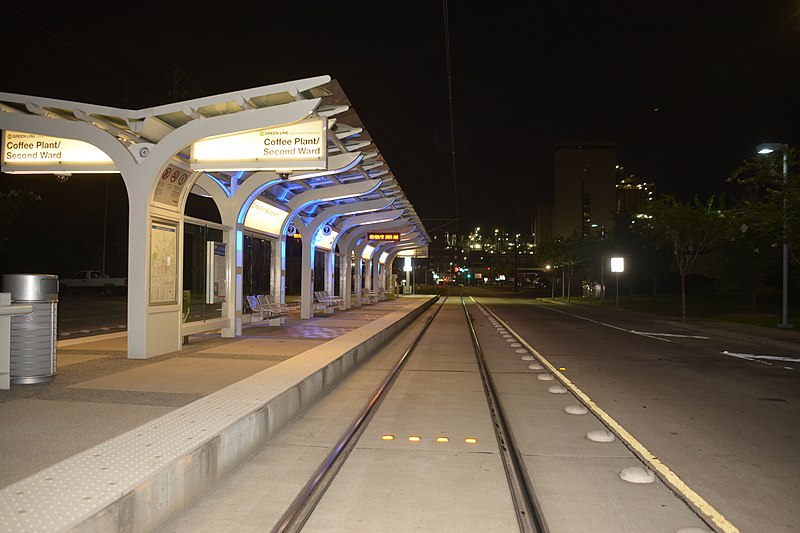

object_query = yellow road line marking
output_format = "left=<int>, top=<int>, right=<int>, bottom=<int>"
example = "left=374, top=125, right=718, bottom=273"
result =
left=477, top=299, right=740, bottom=533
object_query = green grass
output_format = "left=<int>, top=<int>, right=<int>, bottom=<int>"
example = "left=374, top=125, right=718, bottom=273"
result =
left=553, top=292, right=794, bottom=329
left=414, top=284, right=796, bottom=329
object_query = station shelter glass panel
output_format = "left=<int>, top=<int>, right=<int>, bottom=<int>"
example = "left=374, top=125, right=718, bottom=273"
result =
left=313, top=249, right=325, bottom=292
left=242, top=233, right=272, bottom=312
left=285, top=236, right=302, bottom=296
left=182, top=222, right=224, bottom=322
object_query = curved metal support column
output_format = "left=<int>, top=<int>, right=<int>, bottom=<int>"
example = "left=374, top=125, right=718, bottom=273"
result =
left=369, top=230, right=419, bottom=294
left=0, top=86, right=434, bottom=363
left=286, top=182, right=389, bottom=319
left=336, top=218, right=410, bottom=308
left=353, top=238, right=372, bottom=307
left=272, top=236, right=287, bottom=307
left=333, top=210, right=404, bottom=240
left=371, top=242, right=394, bottom=295
left=324, top=249, right=335, bottom=304
left=385, top=249, right=401, bottom=296
left=383, top=236, right=426, bottom=296
left=331, top=210, right=403, bottom=309
left=195, top=174, right=242, bottom=338
left=337, top=240, right=357, bottom=310
left=0, top=99, right=322, bottom=359
left=296, top=197, right=393, bottom=317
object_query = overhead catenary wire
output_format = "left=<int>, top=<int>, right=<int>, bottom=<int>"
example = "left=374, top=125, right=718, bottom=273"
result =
left=442, top=0, right=460, bottom=236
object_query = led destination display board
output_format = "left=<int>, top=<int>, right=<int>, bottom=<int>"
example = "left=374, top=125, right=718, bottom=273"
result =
left=368, top=233, right=400, bottom=241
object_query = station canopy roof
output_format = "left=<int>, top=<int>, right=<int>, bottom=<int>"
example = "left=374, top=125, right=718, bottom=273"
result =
left=0, top=75, right=429, bottom=245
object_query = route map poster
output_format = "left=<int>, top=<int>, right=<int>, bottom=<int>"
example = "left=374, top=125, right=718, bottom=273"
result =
left=150, top=222, right=178, bottom=304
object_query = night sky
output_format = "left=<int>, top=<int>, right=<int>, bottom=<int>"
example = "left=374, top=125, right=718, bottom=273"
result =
left=2, top=0, right=799, bottom=241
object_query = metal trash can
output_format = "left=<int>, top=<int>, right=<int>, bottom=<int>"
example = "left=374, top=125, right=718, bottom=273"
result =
left=1, top=274, right=59, bottom=384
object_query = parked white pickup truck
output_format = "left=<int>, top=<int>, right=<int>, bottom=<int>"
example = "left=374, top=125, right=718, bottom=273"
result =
left=60, top=270, right=127, bottom=295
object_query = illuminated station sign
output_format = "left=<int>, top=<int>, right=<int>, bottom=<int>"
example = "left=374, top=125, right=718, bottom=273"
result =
left=190, top=117, right=327, bottom=172
left=3, top=117, right=328, bottom=176
left=2, top=130, right=116, bottom=173
left=368, top=232, right=400, bottom=241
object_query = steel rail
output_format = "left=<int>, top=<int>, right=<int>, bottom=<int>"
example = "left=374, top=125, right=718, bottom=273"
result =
left=460, top=293, right=548, bottom=533
left=272, top=294, right=448, bottom=533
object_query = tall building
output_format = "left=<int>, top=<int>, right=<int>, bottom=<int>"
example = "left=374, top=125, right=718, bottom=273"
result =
left=552, top=141, right=616, bottom=239
left=534, top=201, right=552, bottom=246
left=615, top=166, right=655, bottom=216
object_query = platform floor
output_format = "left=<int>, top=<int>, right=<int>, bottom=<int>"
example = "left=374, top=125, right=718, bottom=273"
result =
left=0, top=296, right=433, bottom=532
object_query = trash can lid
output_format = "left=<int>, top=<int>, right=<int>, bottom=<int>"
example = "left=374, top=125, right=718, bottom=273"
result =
left=1, top=274, right=59, bottom=302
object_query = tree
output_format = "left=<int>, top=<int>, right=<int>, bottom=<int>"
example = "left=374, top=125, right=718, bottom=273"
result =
left=559, top=232, right=585, bottom=302
left=645, top=194, right=727, bottom=319
left=727, top=146, right=799, bottom=264
left=535, top=239, right=566, bottom=299
left=609, top=210, right=672, bottom=298
left=536, top=232, right=593, bottom=302
left=0, top=188, right=40, bottom=256
left=714, top=210, right=777, bottom=313
left=573, top=231, right=607, bottom=302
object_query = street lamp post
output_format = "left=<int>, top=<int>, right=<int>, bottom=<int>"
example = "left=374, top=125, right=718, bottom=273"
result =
left=102, top=175, right=109, bottom=276
left=403, top=257, right=413, bottom=295
left=591, top=223, right=606, bottom=302
left=757, top=143, right=792, bottom=329
left=610, top=257, right=624, bottom=308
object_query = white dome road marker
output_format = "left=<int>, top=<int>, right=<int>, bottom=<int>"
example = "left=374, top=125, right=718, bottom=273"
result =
left=474, top=299, right=741, bottom=533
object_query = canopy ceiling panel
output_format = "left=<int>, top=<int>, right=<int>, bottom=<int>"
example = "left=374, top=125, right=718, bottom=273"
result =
left=0, top=76, right=429, bottom=245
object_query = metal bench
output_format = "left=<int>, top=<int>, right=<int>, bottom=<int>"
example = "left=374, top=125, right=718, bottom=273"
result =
left=246, top=295, right=286, bottom=324
left=261, top=294, right=298, bottom=314
left=314, top=291, right=336, bottom=314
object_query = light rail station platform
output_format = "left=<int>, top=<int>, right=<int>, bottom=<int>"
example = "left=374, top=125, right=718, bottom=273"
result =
left=0, top=295, right=436, bottom=532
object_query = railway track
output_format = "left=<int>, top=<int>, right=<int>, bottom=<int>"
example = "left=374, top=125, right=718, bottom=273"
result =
left=273, top=292, right=547, bottom=532
left=165, top=289, right=716, bottom=532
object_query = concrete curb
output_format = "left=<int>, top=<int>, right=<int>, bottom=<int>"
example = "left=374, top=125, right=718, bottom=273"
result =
left=0, top=296, right=437, bottom=533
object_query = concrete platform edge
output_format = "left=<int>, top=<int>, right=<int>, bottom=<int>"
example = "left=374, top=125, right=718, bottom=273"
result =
left=0, top=296, right=437, bottom=533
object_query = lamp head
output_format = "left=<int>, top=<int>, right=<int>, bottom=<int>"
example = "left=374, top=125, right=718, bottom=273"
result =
left=757, top=142, right=785, bottom=154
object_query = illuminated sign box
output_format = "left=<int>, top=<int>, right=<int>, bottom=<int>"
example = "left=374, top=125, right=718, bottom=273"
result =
left=190, top=117, right=327, bottom=172
left=1, top=130, right=117, bottom=173
left=315, top=227, right=337, bottom=251
left=398, top=246, right=428, bottom=258
left=367, top=233, right=400, bottom=241
left=243, top=199, right=289, bottom=237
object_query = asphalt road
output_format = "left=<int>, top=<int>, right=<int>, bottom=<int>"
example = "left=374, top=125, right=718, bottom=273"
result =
left=56, top=292, right=127, bottom=340
left=41, top=288, right=800, bottom=531
left=475, top=294, right=800, bottom=533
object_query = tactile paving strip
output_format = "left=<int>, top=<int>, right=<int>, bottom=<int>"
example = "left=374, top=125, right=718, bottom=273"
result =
left=0, top=375, right=292, bottom=532
left=0, top=297, right=433, bottom=532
